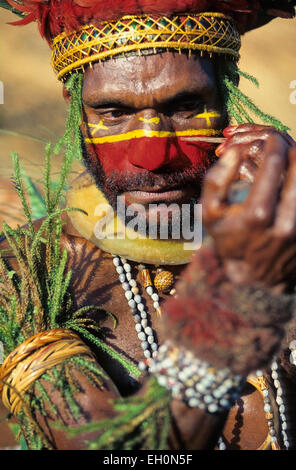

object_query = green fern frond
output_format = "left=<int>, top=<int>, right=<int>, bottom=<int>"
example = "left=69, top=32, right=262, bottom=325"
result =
left=61, top=377, right=171, bottom=450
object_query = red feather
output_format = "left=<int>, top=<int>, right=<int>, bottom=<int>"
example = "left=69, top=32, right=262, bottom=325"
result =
left=5, top=0, right=28, bottom=11
left=8, top=11, right=36, bottom=25
left=4, top=0, right=296, bottom=42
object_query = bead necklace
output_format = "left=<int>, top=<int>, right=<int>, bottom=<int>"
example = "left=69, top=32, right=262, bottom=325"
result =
left=112, top=254, right=293, bottom=451
left=112, top=255, right=163, bottom=371
left=270, top=360, right=290, bottom=449
left=253, top=369, right=281, bottom=450
left=218, top=359, right=292, bottom=450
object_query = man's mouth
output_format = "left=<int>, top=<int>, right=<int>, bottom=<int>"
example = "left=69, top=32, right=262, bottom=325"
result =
left=123, top=186, right=196, bottom=204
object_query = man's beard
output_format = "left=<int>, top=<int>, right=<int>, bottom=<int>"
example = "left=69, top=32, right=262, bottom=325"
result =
left=82, top=143, right=217, bottom=239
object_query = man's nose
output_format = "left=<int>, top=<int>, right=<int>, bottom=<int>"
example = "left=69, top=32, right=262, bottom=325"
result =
left=127, top=111, right=186, bottom=171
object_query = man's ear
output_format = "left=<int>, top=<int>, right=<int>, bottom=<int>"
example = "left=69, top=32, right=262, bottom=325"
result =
left=62, top=85, right=71, bottom=104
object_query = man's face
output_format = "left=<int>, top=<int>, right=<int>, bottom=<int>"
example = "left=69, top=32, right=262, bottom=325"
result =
left=78, top=52, right=227, bottom=238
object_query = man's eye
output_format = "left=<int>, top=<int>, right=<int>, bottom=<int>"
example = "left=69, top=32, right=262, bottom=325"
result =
left=166, top=101, right=203, bottom=117
left=181, top=102, right=201, bottom=111
left=100, top=109, right=130, bottom=120
left=109, top=110, right=125, bottom=118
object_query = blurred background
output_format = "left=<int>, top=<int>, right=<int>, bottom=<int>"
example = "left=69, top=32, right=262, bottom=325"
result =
left=0, top=9, right=296, bottom=228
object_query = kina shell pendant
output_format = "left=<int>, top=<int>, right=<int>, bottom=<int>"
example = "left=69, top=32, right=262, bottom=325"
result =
left=154, top=269, right=175, bottom=294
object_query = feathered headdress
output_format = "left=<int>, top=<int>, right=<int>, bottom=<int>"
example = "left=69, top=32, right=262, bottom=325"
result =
left=1, top=0, right=295, bottom=80
left=1, top=0, right=295, bottom=40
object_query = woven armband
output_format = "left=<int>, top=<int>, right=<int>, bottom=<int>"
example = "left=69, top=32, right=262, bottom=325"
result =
left=0, top=329, right=94, bottom=415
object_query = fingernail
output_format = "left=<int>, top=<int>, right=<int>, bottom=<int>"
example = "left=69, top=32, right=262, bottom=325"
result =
left=215, top=142, right=226, bottom=156
left=223, top=126, right=238, bottom=136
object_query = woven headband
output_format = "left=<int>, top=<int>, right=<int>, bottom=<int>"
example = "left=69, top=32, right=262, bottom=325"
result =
left=51, top=12, right=241, bottom=81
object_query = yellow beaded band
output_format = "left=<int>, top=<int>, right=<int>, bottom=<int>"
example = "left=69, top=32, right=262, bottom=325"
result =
left=51, top=12, right=241, bottom=81
left=0, top=329, right=94, bottom=415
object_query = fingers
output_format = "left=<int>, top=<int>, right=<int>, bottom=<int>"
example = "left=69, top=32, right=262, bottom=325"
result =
left=223, top=124, right=272, bottom=137
left=243, top=135, right=289, bottom=227
left=274, top=147, right=296, bottom=236
left=203, top=130, right=291, bottom=229
left=220, top=130, right=265, bottom=146
left=217, top=129, right=280, bottom=157
left=222, top=124, right=295, bottom=148
left=202, top=147, right=243, bottom=220
left=238, top=159, right=258, bottom=183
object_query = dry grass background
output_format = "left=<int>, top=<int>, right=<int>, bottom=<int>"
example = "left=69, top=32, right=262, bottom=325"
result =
left=0, top=9, right=295, bottom=228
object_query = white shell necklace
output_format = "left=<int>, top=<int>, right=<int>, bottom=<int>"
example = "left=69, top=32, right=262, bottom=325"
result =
left=112, top=255, right=161, bottom=372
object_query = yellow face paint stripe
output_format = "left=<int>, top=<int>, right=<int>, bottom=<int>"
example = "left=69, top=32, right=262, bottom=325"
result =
left=85, top=128, right=222, bottom=144
left=88, top=121, right=109, bottom=135
left=139, top=117, right=160, bottom=125
left=194, top=109, right=221, bottom=127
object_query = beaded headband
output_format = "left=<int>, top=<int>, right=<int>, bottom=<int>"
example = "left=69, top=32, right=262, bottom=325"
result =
left=51, top=12, right=241, bottom=81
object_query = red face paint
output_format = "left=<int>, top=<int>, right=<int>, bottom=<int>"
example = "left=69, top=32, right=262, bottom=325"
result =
left=85, top=134, right=218, bottom=176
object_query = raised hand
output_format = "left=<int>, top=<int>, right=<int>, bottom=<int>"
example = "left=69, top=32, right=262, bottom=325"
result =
left=203, top=124, right=296, bottom=291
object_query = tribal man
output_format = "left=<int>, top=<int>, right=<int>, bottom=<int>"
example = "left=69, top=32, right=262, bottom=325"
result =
left=0, top=0, right=296, bottom=451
